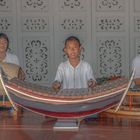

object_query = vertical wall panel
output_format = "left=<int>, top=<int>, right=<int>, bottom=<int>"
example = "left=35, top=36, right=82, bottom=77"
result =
left=16, top=0, right=54, bottom=85
left=0, top=0, right=136, bottom=85
left=130, top=0, right=140, bottom=68
left=92, top=0, right=130, bottom=78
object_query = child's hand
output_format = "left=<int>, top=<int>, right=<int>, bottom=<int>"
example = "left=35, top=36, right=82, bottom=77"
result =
left=87, top=79, right=96, bottom=88
left=52, top=81, right=61, bottom=92
left=18, top=67, right=26, bottom=80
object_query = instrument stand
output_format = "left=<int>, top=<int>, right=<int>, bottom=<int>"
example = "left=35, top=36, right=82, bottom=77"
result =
left=53, top=119, right=79, bottom=131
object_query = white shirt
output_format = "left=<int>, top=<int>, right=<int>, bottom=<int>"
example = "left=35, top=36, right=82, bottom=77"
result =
left=132, top=55, right=140, bottom=79
left=3, top=52, right=19, bottom=65
left=54, top=60, right=95, bottom=89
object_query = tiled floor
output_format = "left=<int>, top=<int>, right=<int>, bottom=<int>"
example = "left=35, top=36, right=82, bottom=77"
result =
left=0, top=109, right=140, bottom=140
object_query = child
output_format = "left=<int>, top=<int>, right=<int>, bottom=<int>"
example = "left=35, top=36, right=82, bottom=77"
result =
left=132, top=55, right=140, bottom=85
left=52, top=36, right=96, bottom=91
left=0, top=32, right=25, bottom=80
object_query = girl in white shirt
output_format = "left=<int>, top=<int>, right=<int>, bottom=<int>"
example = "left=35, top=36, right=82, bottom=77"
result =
left=0, top=33, right=25, bottom=80
left=52, top=36, right=96, bottom=90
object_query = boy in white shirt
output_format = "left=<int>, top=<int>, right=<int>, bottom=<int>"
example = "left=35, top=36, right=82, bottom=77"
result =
left=52, top=36, right=96, bottom=90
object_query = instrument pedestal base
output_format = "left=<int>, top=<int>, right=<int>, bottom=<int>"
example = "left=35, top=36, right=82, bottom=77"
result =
left=53, top=119, right=79, bottom=131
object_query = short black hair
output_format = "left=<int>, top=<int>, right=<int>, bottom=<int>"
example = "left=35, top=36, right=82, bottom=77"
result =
left=65, top=36, right=81, bottom=46
left=0, top=33, right=9, bottom=49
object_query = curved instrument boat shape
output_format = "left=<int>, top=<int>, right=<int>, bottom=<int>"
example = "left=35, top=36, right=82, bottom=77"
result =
left=0, top=69, right=128, bottom=119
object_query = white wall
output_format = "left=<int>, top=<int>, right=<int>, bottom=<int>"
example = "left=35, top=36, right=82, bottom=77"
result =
left=0, top=0, right=139, bottom=85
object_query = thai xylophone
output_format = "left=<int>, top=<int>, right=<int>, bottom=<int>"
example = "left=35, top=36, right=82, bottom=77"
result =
left=0, top=66, right=128, bottom=118
left=6, top=77, right=128, bottom=103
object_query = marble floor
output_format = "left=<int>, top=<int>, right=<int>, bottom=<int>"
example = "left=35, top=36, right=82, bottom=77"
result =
left=0, top=109, right=140, bottom=140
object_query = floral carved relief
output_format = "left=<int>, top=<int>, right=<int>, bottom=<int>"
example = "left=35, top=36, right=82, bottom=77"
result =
left=21, top=0, right=49, bottom=11
left=97, top=0, right=124, bottom=11
left=24, top=38, right=49, bottom=82
left=137, top=46, right=140, bottom=55
left=0, top=17, right=12, bottom=31
left=97, top=38, right=123, bottom=77
left=135, top=17, right=140, bottom=32
left=60, top=17, right=85, bottom=32
left=97, top=17, right=124, bottom=32
left=22, top=17, right=49, bottom=32
left=0, top=0, right=11, bottom=11
left=60, top=0, right=85, bottom=11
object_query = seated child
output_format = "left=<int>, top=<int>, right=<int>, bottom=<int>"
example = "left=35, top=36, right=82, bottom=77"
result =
left=52, top=36, right=96, bottom=91
left=0, top=33, right=25, bottom=113
left=132, top=55, right=140, bottom=85
left=0, top=32, right=25, bottom=80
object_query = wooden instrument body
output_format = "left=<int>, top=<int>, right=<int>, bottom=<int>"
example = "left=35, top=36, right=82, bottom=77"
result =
left=3, top=76, right=128, bottom=118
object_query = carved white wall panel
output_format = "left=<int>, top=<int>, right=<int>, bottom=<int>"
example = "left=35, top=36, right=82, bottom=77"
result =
left=16, top=0, right=54, bottom=84
left=23, top=36, right=50, bottom=84
left=97, top=37, right=125, bottom=77
left=21, top=0, right=49, bottom=11
left=60, top=16, right=86, bottom=32
left=135, top=17, right=140, bottom=32
left=135, top=38, right=140, bottom=55
left=0, top=0, right=12, bottom=11
left=59, top=0, right=86, bottom=11
left=96, top=0, right=125, bottom=11
left=0, top=17, right=12, bottom=31
left=0, top=0, right=135, bottom=83
left=94, top=0, right=129, bottom=77
left=22, top=17, right=49, bottom=32
left=134, top=0, right=140, bottom=12
left=130, top=0, right=140, bottom=63
left=96, top=16, right=124, bottom=32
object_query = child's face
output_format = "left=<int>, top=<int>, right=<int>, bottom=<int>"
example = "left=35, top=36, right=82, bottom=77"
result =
left=64, top=40, right=81, bottom=60
left=0, top=37, right=8, bottom=54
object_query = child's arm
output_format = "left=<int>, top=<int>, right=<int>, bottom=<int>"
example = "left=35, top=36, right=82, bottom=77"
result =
left=87, top=79, right=96, bottom=88
left=52, top=81, right=61, bottom=92
left=53, top=63, right=63, bottom=91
